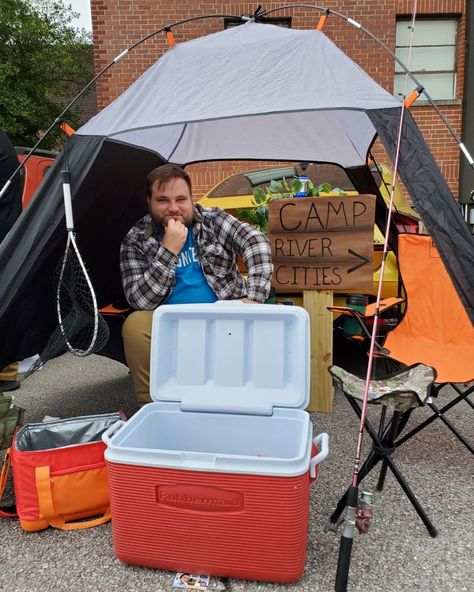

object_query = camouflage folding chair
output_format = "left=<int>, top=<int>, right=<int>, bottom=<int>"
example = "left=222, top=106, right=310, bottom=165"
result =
left=326, top=363, right=438, bottom=536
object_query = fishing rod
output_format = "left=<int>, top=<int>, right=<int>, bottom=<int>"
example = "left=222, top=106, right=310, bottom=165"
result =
left=340, top=2, right=418, bottom=588
left=333, top=8, right=418, bottom=588
left=259, top=3, right=474, bottom=171
left=0, top=12, right=243, bottom=201
left=0, top=11, right=252, bottom=377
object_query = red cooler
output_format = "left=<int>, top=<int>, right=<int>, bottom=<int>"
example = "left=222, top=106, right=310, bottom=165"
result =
left=103, top=302, right=328, bottom=583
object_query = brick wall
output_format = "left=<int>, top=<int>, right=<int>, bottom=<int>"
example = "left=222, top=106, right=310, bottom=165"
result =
left=91, top=0, right=466, bottom=198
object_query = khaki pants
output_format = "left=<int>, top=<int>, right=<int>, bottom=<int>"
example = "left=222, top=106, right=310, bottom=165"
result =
left=122, top=311, right=154, bottom=407
left=0, top=362, right=18, bottom=382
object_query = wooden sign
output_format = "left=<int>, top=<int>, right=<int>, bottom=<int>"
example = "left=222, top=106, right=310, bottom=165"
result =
left=268, top=195, right=376, bottom=291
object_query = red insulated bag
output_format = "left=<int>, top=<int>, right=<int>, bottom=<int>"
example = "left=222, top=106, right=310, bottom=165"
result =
left=2, top=412, right=124, bottom=531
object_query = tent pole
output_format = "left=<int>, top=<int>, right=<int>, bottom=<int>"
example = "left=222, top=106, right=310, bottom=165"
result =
left=260, top=4, right=474, bottom=172
left=3, top=3, right=472, bottom=204
left=0, top=13, right=242, bottom=201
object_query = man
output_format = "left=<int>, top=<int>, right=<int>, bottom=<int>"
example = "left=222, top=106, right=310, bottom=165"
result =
left=0, top=130, right=24, bottom=392
left=120, top=164, right=273, bottom=406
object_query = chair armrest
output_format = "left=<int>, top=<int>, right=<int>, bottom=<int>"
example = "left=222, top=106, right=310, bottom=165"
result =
left=327, top=297, right=403, bottom=319
left=327, top=305, right=363, bottom=317
left=327, top=306, right=373, bottom=342
left=99, top=304, right=130, bottom=316
left=327, top=297, right=404, bottom=350
left=364, top=297, right=404, bottom=317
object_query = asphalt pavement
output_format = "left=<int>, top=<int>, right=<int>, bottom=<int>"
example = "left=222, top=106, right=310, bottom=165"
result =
left=1, top=352, right=473, bottom=592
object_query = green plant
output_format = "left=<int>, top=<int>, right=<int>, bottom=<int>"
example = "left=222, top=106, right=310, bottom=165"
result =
left=238, top=177, right=344, bottom=234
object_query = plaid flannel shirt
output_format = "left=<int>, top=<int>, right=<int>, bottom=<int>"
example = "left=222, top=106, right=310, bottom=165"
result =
left=120, top=204, right=273, bottom=310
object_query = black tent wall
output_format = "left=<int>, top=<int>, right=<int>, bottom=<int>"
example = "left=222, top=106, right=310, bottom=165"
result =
left=0, top=146, right=404, bottom=369
left=0, top=130, right=24, bottom=243
left=344, top=165, right=399, bottom=253
left=369, top=108, right=474, bottom=325
left=0, top=136, right=164, bottom=366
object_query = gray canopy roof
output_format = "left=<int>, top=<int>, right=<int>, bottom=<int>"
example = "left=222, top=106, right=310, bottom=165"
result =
left=78, top=22, right=399, bottom=167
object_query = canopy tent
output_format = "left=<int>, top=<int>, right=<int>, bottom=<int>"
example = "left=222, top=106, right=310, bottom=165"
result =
left=0, top=22, right=473, bottom=367
left=78, top=24, right=397, bottom=166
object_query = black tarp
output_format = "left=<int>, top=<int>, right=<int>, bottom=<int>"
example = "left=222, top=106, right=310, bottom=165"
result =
left=369, top=108, right=474, bottom=323
left=0, top=130, right=24, bottom=243
left=0, top=136, right=164, bottom=366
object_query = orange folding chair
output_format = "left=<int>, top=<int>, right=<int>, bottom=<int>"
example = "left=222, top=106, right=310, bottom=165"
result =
left=97, top=304, right=131, bottom=365
left=381, top=234, right=474, bottom=452
left=326, top=233, right=473, bottom=536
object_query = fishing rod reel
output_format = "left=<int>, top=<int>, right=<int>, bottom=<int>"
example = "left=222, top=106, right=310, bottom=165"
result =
left=355, top=490, right=374, bottom=534
left=332, top=488, right=375, bottom=592
left=324, top=489, right=374, bottom=535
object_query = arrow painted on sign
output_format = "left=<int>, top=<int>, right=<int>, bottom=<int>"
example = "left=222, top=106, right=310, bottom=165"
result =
left=347, top=249, right=370, bottom=273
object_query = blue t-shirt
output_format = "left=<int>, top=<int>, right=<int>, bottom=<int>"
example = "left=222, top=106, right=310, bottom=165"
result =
left=165, top=230, right=217, bottom=304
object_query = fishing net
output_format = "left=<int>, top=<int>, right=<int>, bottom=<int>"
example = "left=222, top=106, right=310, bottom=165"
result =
left=24, top=233, right=110, bottom=378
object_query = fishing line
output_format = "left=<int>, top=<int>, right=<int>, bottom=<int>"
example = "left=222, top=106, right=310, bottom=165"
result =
left=353, top=0, right=418, bottom=491
left=368, top=152, right=413, bottom=237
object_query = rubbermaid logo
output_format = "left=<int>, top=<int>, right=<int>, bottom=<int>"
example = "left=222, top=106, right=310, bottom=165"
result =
left=157, top=484, right=244, bottom=512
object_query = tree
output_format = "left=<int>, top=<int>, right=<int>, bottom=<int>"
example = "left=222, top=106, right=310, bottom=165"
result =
left=0, top=0, right=93, bottom=149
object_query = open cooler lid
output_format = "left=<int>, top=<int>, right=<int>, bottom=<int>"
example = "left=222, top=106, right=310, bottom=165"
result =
left=150, top=302, right=310, bottom=415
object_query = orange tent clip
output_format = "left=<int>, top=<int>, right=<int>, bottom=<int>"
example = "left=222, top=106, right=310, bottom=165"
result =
left=404, top=86, right=424, bottom=108
left=165, top=27, right=175, bottom=48
left=316, top=10, right=330, bottom=31
left=60, top=122, right=76, bottom=136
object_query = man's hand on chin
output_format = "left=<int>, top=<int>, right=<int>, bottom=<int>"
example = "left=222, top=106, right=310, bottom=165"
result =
left=162, top=218, right=188, bottom=255
left=239, top=297, right=260, bottom=304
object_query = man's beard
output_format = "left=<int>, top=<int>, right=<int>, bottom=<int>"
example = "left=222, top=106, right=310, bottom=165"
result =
left=151, top=210, right=194, bottom=229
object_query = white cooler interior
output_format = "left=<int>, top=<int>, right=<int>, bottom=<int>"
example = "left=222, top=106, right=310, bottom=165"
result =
left=106, top=405, right=312, bottom=475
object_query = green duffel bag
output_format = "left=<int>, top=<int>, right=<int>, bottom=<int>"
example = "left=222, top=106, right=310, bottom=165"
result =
left=0, top=392, right=24, bottom=449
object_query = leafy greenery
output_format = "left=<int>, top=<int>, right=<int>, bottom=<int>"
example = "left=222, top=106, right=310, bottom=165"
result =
left=238, top=176, right=345, bottom=234
left=0, top=0, right=93, bottom=149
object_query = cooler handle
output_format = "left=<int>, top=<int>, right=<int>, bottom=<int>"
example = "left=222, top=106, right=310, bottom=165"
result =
left=102, top=420, right=126, bottom=445
left=310, top=432, right=329, bottom=479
